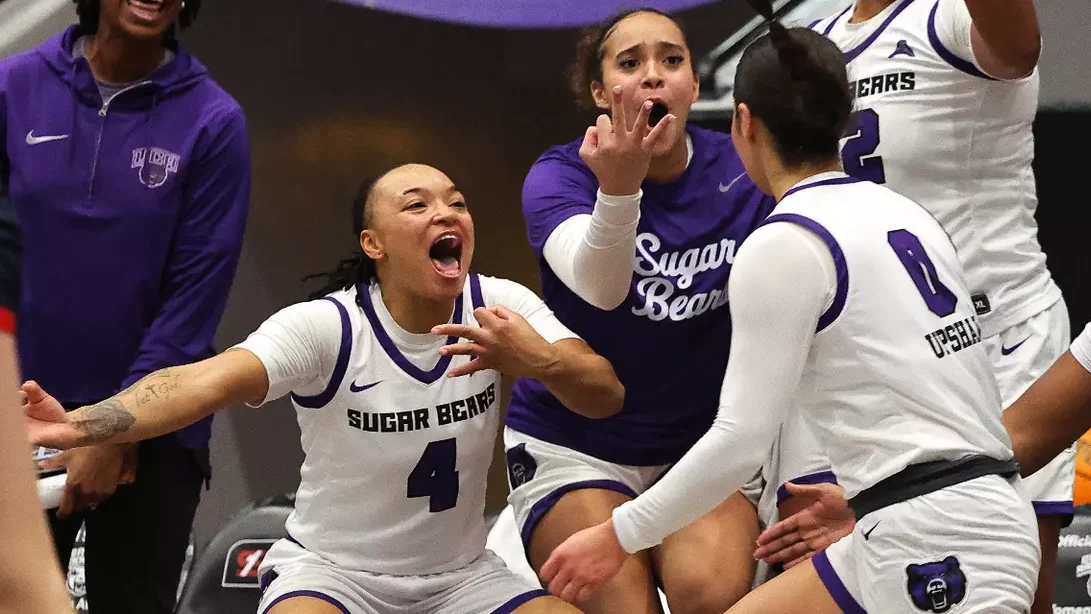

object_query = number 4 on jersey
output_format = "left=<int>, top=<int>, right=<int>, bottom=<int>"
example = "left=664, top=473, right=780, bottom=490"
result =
left=408, top=438, right=459, bottom=512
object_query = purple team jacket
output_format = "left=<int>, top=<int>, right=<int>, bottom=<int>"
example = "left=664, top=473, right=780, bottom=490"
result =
left=0, top=26, right=250, bottom=448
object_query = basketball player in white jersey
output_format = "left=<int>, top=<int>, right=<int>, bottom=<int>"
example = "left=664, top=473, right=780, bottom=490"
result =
left=778, top=0, right=1067, bottom=608
left=538, top=5, right=1041, bottom=612
left=22, top=163, right=624, bottom=614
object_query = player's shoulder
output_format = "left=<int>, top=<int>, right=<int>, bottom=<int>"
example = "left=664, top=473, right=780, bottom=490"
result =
left=525, top=139, right=596, bottom=189
left=474, top=274, right=540, bottom=307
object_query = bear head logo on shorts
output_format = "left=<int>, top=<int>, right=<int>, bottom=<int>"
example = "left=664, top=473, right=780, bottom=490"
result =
left=506, top=443, right=537, bottom=488
left=906, top=556, right=967, bottom=613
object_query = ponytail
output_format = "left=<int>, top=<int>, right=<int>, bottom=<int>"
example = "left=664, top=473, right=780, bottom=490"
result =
left=304, top=178, right=379, bottom=300
left=735, top=0, right=852, bottom=167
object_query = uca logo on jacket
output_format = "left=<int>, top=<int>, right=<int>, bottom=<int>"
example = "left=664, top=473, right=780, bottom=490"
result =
left=131, top=146, right=181, bottom=188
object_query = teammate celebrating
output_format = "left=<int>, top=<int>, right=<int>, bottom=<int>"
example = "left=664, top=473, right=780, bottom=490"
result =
left=501, top=9, right=777, bottom=613
left=24, top=164, right=619, bottom=614
left=804, top=1, right=1066, bottom=609
left=540, top=4, right=1041, bottom=613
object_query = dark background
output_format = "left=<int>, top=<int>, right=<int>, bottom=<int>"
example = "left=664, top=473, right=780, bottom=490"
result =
left=4, top=0, right=1087, bottom=543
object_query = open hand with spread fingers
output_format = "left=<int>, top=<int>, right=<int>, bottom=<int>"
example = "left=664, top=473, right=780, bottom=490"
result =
left=753, top=481, right=855, bottom=568
left=580, top=84, right=675, bottom=196
left=433, top=305, right=559, bottom=379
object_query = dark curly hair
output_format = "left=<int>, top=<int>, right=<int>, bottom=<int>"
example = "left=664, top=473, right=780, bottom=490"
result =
left=73, top=0, right=202, bottom=40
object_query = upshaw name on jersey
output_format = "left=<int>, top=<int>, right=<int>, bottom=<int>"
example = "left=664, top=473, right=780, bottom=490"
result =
left=347, top=383, right=496, bottom=434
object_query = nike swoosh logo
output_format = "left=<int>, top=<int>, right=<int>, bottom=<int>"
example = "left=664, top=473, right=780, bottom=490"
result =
left=1001, top=337, right=1030, bottom=356
left=719, top=172, right=746, bottom=193
left=862, top=520, right=880, bottom=540
left=26, top=131, right=70, bottom=145
left=349, top=380, right=382, bottom=393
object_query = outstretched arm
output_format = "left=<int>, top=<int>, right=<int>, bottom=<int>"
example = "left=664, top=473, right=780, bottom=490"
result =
left=26, top=349, right=269, bottom=450
left=538, top=222, right=835, bottom=602
left=937, top=0, right=1041, bottom=79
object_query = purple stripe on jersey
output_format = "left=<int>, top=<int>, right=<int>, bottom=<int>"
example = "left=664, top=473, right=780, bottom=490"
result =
left=470, top=273, right=485, bottom=310
left=842, top=0, right=918, bottom=63
left=259, top=570, right=278, bottom=593
left=291, top=297, right=352, bottom=408
left=519, top=479, right=639, bottom=547
left=762, top=214, right=849, bottom=332
left=781, top=176, right=863, bottom=200
left=926, top=1, right=998, bottom=81
left=819, top=5, right=852, bottom=36
left=1033, top=500, right=1074, bottom=518
left=808, top=18, right=822, bottom=29
left=777, top=470, right=839, bottom=503
left=261, top=590, right=351, bottom=614
left=813, top=552, right=868, bottom=614
left=357, top=282, right=464, bottom=385
left=492, top=590, right=551, bottom=614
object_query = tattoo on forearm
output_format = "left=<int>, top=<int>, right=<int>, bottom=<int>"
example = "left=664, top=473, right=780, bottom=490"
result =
left=71, top=399, right=136, bottom=445
left=70, top=369, right=181, bottom=444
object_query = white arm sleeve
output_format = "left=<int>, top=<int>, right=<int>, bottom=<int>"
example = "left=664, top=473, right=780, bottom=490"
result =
left=541, top=190, right=642, bottom=311
left=481, top=277, right=580, bottom=344
left=1071, top=323, right=1091, bottom=374
left=611, top=222, right=837, bottom=553
left=233, top=300, right=344, bottom=406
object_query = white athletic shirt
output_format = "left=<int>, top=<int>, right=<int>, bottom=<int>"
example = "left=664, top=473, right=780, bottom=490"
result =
left=1072, top=323, right=1091, bottom=374
left=612, top=172, right=1013, bottom=553
left=235, top=274, right=577, bottom=574
left=815, top=0, right=1058, bottom=338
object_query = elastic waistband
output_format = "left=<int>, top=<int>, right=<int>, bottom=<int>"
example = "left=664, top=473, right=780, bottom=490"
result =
left=848, top=455, right=1018, bottom=519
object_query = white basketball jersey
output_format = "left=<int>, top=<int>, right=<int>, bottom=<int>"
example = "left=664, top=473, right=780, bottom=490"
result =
left=280, top=275, right=508, bottom=575
left=813, top=0, right=1059, bottom=338
left=768, top=175, right=1013, bottom=498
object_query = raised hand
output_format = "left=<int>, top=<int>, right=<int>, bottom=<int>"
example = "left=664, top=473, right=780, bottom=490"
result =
left=434, top=306, right=558, bottom=379
left=580, top=85, right=675, bottom=196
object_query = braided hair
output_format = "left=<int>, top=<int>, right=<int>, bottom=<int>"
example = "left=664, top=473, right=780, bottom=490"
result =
left=304, top=178, right=380, bottom=300
left=735, top=0, right=852, bottom=167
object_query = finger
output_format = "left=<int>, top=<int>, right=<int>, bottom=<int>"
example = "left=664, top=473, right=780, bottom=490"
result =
left=22, top=380, right=47, bottom=405
left=641, top=113, right=676, bottom=150
left=782, top=481, right=829, bottom=497
left=438, top=342, right=480, bottom=357
left=560, top=580, right=582, bottom=604
left=755, top=515, right=801, bottom=545
left=539, top=553, right=560, bottom=584
left=38, top=454, right=67, bottom=471
left=473, top=307, right=503, bottom=328
left=579, top=125, right=599, bottom=154
left=753, top=530, right=800, bottom=558
left=489, top=305, right=518, bottom=321
left=447, top=359, right=488, bottom=378
left=758, top=539, right=814, bottom=566
left=576, top=585, right=596, bottom=603
left=431, top=324, right=484, bottom=342
left=595, top=114, right=613, bottom=144
left=633, top=100, right=653, bottom=139
left=610, top=85, right=627, bottom=134
left=58, top=485, right=76, bottom=518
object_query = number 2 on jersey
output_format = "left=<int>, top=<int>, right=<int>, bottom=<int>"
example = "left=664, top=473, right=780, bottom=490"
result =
left=841, top=109, right=886, bottom=184
left=408, top=438, right=459, bottom=512
left=887, top=229, right=958, bottom=317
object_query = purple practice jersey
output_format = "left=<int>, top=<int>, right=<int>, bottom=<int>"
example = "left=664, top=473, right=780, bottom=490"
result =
left=506, top=126, right=775, bottom=465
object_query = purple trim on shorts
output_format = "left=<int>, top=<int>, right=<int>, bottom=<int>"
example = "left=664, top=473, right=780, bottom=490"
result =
left=520, top=479, right=639, bottom=547
left=358, top=280, right=464, bottom=384
left=261, top=590, right=351, bottom=614
left=777, top=471, right=839, bottom=503
left=291, top=297, right=352, bottom=408
left=813, top=551, right=868, bottom=614
left=926, top=1, right=998, bottom=80
left=259, top=570, right=279, bottom=593
left=842, top=0, right=917, bottom=63
left=491, top=589, right=551, bottom=614
left=470, top=273, right=485, bottom=310
left=1034, top=500, right=1075, bottom=527
left=762, top=213, right=849, bottom=333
